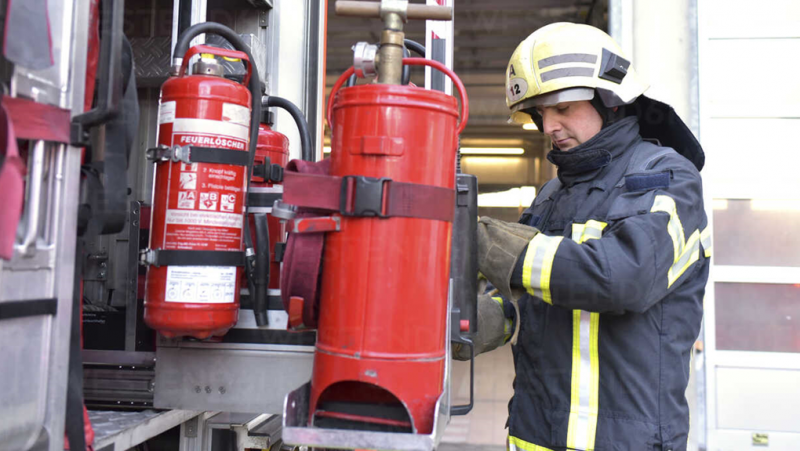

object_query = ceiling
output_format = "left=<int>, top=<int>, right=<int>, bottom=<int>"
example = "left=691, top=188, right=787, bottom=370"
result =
left=324, top=0, right=606, bottom=150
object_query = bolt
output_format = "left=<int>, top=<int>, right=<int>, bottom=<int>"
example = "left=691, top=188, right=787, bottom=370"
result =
left=219, top=386, right=226, bottom=394
left=194, top=386, right=201, bottom=393
left=99, top=270, right=107, bottom=278
left=100, top=261, right=107, bottom=268
left=205, top=386, right=212, bottom=394
left=132, top=220, right=139, bottom=227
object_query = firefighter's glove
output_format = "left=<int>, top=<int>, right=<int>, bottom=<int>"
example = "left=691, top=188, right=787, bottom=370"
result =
left=477, top=216, right=540, bottom=302
left=453, top=294, right=511, bottom=361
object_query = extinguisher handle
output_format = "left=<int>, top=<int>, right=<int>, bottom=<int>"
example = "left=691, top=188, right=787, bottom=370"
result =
left=178, top=44, right=252, bottom=86
left=327, top=58, right=470, bottom=136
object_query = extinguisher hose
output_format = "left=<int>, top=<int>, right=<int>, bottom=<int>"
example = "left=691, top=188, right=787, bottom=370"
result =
left=172, top=23, right=263, bottom=311
left=265, top=96, right=314, bottom=162
left=253, top=213, right=270, bottom=326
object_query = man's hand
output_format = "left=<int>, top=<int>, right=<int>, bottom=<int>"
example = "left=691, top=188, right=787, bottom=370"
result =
left=453, top=294, right=512, bottom=361
left=477, top=216, right=539, bottom=302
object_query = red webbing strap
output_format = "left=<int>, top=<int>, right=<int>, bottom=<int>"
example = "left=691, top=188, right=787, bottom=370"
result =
left=0, top=101, right=24, bottom=260
left=2, top=95, right=71, bottom=143
left=385, top=182, right=455, bottom=222
left=280, top=225, right=324, bottom=329
left=279, top=158, right=331, bottom=328
left=283, top=171, right=455, bottom=222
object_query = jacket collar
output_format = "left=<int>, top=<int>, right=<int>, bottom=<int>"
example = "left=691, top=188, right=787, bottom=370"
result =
left=546, top=116, right=641, bottom=187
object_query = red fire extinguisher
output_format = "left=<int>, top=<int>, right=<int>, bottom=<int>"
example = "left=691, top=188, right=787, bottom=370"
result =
left=142, top=41, right=257, bottom=339
left=281, top=57, right=469, bottom=434
left=244, top=111, right=289, bottom=325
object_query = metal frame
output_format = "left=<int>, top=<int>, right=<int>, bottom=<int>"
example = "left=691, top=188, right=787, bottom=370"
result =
left=698, top=0, right=800, bottom=449
left=0, top=0, right=90, bottom=450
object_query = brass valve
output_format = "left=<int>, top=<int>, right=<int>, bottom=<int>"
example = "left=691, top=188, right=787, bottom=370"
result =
left=336, top=0, right=452, bottom=85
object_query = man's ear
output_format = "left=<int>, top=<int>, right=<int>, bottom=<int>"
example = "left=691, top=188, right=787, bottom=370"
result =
left=613, top=107, right=619, bottom=112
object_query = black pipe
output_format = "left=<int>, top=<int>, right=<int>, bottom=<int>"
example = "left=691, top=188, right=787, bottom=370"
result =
left=403, top=39, right=425, bottom=57
left=172, top=23, right=262, bottom=310
left=265, top=96, right=314, bottom=162
left=253, top=214, right=270, bottom=326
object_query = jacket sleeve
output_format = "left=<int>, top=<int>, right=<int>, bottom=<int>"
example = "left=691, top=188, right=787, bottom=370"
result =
left=519, top=156, right=710, bottom=313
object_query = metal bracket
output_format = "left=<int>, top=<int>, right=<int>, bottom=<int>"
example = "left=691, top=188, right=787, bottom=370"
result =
left=289, top=216, right=341, bottom=234
left=184, top=417, right=198, bottom=438
left=145, top=144, right=192, bottom=165
left=271, top=200, right=298, bottom=220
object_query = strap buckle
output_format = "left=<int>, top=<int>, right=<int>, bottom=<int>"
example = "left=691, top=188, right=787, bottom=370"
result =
left=145, top=144, right=192, bottom=165
left=339, top=175, right=391, bottom=218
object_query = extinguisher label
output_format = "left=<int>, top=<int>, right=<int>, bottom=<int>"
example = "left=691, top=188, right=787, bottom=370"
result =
left=222, top=102, right=250, bottom=127
left=165, top=265, right=237, bottom=303
left=161, top=118, right=248, bottom=253
left=165, top=210, right=243, bottom=229
left=158, top=100, right=176, bottom=124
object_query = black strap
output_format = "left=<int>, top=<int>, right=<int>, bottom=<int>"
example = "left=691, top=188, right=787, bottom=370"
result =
left=248, top=192, right=283, bottom=207
left=66, top=239, right=86, bottom=451
left=149, top=249, right=245, bottom=267
left=190, top=146, right=250, bottom=166
left=0, top=298, right=57, bottom=320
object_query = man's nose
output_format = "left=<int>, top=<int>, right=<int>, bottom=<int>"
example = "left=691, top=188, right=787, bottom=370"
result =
left=542, top=111, right=560, bottom=135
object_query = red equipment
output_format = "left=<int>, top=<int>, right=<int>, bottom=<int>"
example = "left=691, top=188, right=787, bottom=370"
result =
left=288, top=58, right=468, bottom=434
left=143, top=45, right=253, bottom=339
left=250, top=120, right=289, bottom=289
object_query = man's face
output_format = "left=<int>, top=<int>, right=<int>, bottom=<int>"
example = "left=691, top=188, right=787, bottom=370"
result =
left=536, top=100, right=603, bottom=151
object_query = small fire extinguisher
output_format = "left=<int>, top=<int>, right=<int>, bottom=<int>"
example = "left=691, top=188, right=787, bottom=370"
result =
left=141, top=23, right=262, bottom=339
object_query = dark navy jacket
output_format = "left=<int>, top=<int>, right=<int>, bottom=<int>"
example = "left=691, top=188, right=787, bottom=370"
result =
left=505, top=117, right=710, bottom=451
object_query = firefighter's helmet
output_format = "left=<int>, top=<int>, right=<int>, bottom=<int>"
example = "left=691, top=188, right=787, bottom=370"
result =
left=505, top=22, right=648, bottom=125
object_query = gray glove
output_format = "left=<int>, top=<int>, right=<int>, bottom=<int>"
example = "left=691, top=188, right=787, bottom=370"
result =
left=453, top=294, right=511, bottom=361
left=477, top=216, right=540, bottom=302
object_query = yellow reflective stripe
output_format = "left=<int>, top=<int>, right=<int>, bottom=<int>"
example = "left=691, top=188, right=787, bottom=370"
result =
left=508, top=436, right=555, bottom=451
left=566, top=310, right=600, bottom=451
left=651, top=195, right=705, bottom=288
left=493, top=296, right=512, bottom=341
left=701, top=226, right=712, bottom=258
left=522, top=237, right=540, bottom=298
left=522, top=234, right=564, bottom=305
left=567, top=310, right=582, bottom=447
left=565, top=222, right=605, bottom=450
left=586, top=312, right=600, bottom=448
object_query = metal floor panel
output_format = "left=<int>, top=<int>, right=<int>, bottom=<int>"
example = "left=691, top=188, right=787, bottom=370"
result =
left=90, top=409, right=201, bottom=451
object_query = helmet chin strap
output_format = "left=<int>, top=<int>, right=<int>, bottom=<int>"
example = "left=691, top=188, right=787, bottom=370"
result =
left=590, top=92, right=626, bottom=128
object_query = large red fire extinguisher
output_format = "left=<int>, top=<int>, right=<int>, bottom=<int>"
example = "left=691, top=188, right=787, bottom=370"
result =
left=142, top=24, right=262, bottom=339
left=281, top=57, right=469, bottom=434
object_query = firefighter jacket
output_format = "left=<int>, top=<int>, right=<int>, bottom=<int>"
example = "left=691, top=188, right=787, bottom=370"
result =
left=505, top=116, right=710, bottom=451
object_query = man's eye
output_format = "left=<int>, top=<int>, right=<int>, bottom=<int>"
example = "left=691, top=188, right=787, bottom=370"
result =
left=557, top=105, right=569, bottom=112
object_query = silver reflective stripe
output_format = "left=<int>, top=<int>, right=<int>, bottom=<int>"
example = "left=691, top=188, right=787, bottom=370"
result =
left=575, top=310, right=593, bottom=448
left=669, top=230, right=701, bottom=286
left=581, top=227, right=603, bottom=241
left=523, top=235, right=545, bottom=299
left=537, top=53, right=598, bottom=69
left=540, top=67, right=595, bottom=83
left=701, top=226, right=712, bottom=257
left=651, top=195, right=685, bottom=262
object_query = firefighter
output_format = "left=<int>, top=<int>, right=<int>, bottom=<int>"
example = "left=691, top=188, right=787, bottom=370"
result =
left=457, top=23, right=711, bottom=450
